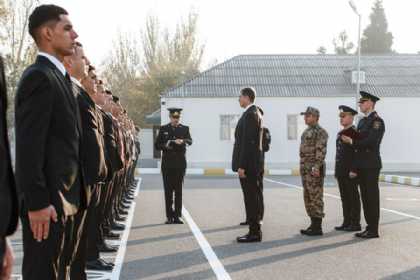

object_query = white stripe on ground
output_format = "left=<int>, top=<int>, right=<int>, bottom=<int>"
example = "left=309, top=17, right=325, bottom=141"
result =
left=183, top=206, right=232, bottom=280
left=110, top=178, right=142, bottom=280
left=265, top=178, right=420, bottom=222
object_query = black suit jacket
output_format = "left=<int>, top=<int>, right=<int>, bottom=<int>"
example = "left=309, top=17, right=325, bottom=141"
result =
left=0, top=56, right=18, bottom=238
left=155, top=123, right=192, bottom=170
left=353, top=112, right=385, bottom=169
left=101, top=110, right=124, bottom=179
left=232, top=105, right=264, bottom=176
left=15, top=55, right=87, bottom=216
left=75, top=84, right=108, bottom=185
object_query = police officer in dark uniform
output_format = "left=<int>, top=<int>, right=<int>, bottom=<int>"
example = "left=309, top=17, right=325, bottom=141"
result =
left=335, top=105, right=361, bottom=232
left=341, top=91, right=385, bottom=239
left=155, top=108, right=192, bottom=224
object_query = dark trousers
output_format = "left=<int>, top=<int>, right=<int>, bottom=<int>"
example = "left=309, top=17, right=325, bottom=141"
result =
left=162, top=168, right=185, bottom=219
left=21, top=211, right=80, bottom=280
left=0, top=237, right=4, bottom=277
left=86, top=184, right=102, bottom=261
left=337, top=176, right=361, bottom=226
left=69, top=209, right=88, bottom=280
left=239, top=173, right=263, bottom=234
left=358, top=168, right=381, bottom=233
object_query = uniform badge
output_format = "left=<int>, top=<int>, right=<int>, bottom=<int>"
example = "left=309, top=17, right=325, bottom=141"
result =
left=373, top=121, right=381, bottom=129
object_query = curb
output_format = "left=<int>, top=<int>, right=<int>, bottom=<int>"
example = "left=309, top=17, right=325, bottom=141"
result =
left=136, top=168, right=420, bottom=187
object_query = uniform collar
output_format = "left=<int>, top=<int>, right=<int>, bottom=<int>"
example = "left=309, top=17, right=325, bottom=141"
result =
left=38, top=52, right=66, bottom=76
left=244, top=103, right=255, bottom=111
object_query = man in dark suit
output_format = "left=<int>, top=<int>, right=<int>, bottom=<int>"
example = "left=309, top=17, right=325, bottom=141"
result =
left=232, top=87, right=264, bottom=243
left=342, top=91, right=385, bottom=239
left=155, top=108, right=192, bottom=224
left=0, top=55, right=19, bottom=280
left=15, top=5, right=88, bottom=279
left=335, top=105, right=361, bottom=232
left=64, top=44, right=114, bottom=277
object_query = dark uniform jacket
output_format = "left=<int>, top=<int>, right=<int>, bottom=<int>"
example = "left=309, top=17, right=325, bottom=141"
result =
left=0, top=56, right=18, bottom=238
left=232, top=105, right=264, bottom=176
left=155, top=123, right=192, bottom=170
left=353, top=112, right=385, bottom=169
left=75, top=85, right=108, bottom=186
left=335, top=126, right=358, bottom=177
left=101, top=110, right=124, bottom=178
left=15, top=55, right=87, bottom=216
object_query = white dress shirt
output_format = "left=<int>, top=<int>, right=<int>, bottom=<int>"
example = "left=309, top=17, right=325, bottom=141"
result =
left=38, top=52, right=66, bottom=76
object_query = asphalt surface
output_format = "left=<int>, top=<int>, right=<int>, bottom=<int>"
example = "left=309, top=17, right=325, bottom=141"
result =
left=10, top=175, right=420, bottom=279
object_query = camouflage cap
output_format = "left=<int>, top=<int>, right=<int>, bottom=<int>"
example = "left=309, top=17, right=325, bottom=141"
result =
left=300, top=106, right=320, bottom=117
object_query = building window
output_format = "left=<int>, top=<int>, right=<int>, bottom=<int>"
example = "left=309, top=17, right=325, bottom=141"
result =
left=287, top=114, right=298, bottom=140
left=220, top=115, right=240, bottom=141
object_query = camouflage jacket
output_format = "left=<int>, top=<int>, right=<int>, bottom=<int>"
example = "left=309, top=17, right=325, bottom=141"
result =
left=300, top=124, right=329, bottom=173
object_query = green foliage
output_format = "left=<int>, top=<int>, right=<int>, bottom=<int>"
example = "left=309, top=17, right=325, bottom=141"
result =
left=333, top=31, right=354, bottom=55
left=102, top=11, right=204, bottom=127
left=361, top=0, right=394, bottom=54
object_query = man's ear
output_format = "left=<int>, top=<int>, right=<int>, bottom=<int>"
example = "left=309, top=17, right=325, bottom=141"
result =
left=41, top=26, right=54, bottom=42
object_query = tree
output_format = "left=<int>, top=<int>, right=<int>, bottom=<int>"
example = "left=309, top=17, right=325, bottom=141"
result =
left=333, top=31, right=354, bottom=55
left=101, top=11, right=205, bottom=127
left=0, top=0, right=38, bottom=127
left=317, top=46, right=327, bottom=55
left=361, top=0, right=394, bottom=54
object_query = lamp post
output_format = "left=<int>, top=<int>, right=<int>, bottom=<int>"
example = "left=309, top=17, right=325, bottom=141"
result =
left=349, top=0, right=362, bottom=109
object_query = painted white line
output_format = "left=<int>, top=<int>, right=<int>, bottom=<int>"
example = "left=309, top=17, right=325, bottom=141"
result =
left=110, top=177, right=142, bottom=280
left=386, top=198, right=420, bottom=202
left=182, top=206, right=232, bottom=280
left=265, top=178, right=420, bottom=222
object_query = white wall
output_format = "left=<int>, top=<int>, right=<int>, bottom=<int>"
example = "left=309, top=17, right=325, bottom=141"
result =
left=162, top=97, right=420, bottom=171
left=139, top=128, right=154, bottom=159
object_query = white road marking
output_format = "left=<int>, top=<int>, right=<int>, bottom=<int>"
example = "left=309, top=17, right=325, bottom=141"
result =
left=386, top=198, right=420, bottom=202
left=183, top=206, right=232, bottom=280
left=265, top=178, right=420, bottom=222
left=110, top=177, right=142, bottom=280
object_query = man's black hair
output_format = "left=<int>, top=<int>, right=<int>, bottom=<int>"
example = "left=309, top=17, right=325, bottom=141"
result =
left=29, top=5, right=68, bottom=43
left=240, top=87, right=256, bottom=103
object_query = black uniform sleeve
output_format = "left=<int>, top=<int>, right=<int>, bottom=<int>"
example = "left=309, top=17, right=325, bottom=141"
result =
left=183, top=126, right=192, bottom=146
left=353, top=118, right=385, bottom=149
left=155, top=126, right=168, bottom=151
left=15, top=70, right=53, bottom=211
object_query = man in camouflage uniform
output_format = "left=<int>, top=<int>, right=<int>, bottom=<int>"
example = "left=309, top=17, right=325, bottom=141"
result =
left=299, top=107, right=329, bottom=236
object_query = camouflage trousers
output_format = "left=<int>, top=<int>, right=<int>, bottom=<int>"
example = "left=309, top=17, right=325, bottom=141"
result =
left=301, top=172, right=325, bottom=218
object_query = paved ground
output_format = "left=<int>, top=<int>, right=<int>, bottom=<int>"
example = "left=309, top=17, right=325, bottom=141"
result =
left=10, top=175, right=420, bottom=279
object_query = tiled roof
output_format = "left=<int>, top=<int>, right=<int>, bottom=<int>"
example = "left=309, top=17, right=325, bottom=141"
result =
left=164, top=54, right=420, bottom=98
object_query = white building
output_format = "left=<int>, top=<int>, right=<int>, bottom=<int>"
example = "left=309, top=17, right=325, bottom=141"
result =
left=160, top=54, right=420, bottom=172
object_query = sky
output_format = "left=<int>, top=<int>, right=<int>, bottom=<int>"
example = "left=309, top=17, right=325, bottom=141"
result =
left=42, top=0, right=420, bottom=69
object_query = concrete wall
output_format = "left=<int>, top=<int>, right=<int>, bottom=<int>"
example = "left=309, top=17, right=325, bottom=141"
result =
left=161, top=97, right=420, bottom=172
left=139, top=128, right=154, bottom=159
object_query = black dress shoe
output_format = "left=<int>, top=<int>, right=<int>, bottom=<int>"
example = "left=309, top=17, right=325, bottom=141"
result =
left=98, top=258, right=115, bottom=267
left=98, top=243, right=118, bottom=253
left=344, top=225, right=362, bottom=232
left=355, top=230, right=379, bottom=239
left=115, top=215, right=126, bottom=222
left=165, top=218, right=173, bottom=224
left=236, top=233, right=262, bottom=243
left=239, top=221, right=249, bottom=226
left=111, top=222, right=125, bottom=231
left=119, top=209, right=129, bottom=216
left=86, top=259, right=113, bottom=271
left=173, top=217, right=184, bottom=224
left=334, top=224, right=349, bottom=231
left=105, top=231, right=120, bottom=239
left=300, top=227, right=323, bottom=236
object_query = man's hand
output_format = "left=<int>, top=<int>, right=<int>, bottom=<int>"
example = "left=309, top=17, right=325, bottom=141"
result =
left=341, top=135, right=353, bottom=145
left=1, top=238, right=14, bottom=280
left=28, top=205, right=58, bottom=242
left=238, top=168, right=246, bottom=179
left=175, top=139, right=184, bottom=145
left=349, top=171, right=358, bottom=179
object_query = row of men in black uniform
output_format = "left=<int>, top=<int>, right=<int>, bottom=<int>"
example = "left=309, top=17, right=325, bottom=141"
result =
left=0, top=4, right=140, bottom=280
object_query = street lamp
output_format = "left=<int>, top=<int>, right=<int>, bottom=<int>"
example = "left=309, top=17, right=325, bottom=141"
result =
left=349, top=0, right=362, bottom=109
